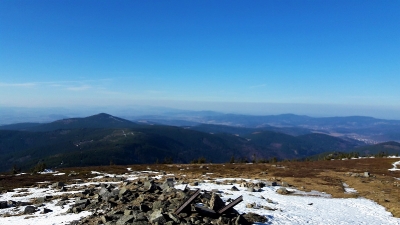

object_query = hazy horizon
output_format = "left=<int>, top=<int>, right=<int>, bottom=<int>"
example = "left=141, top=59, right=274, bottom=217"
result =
left=1, top=1, right=399, bottom=120
left=2, top=103, right=400, bottom=123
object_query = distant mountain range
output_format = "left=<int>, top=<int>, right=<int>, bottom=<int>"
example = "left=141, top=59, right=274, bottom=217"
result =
left=129, top=112, right=400, bottom=143
left=0, top=113, right=399, bottom=172
left=2, top=107, right=400, bottom=143
left=0, top=113, right=367, bottom=172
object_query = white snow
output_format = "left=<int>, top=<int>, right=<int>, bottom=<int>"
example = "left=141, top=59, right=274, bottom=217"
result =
left=342, top=183, right=358, bottom=193
left=39, top=169, right=56, bottom=174
left=389, top=160, right=400, bottom=171
left=52, top=173, right=65, bottom=176
left=0, top=186, right=90, bottom=225
left=0, top=202, right=91, bottom=225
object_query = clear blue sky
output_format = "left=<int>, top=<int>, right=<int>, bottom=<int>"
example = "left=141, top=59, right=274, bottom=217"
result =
left=1, top=1, right=399, bottom=118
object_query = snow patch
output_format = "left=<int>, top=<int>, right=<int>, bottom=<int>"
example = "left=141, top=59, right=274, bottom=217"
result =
left=389, top=160, right=400, bottom=171
left=52, top=173, right=65, bottom=176
left=176, top=179, right=400, bottom=225
left=343, top=183, right=358, bottom=193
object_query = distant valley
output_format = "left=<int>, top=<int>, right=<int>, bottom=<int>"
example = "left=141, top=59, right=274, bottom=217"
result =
left=126, top=111, right=400, bottom=144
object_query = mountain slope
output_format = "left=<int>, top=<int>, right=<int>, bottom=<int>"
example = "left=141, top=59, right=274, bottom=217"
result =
left=189, top=124, right=311, bottom=136
left=353, top=141, right=400, bottom=156
left=245, top=131, right=361, bottom=159
left=0, top=123, right=42, bottom=131
left=297, top=133, right=361, bottom=152
left=0, top=127, right=253, bottom=171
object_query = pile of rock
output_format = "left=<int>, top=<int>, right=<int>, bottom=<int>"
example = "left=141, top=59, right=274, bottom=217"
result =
left=62, top=178, right=267, bottom=225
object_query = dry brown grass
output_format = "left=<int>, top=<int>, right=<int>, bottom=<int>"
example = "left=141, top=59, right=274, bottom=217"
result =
left=1, top=158, right=399, bottom=217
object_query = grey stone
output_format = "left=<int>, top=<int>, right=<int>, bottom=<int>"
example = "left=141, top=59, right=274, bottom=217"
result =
left=99, top=187, right=109, bottom=195
left=231, top=186, right=239, bottom=191
left=36, top=197, right=46, bottom=204
left=55, top=200, right=66, bottom=206
left=266, top=198, right=275, bottom=204
left=235, top=214, right=250, bottom=225
left=203, top=217, right=211, bottom=224
left=134, top=212, right=147, bottom=221
left=136, top=194, right=145, bottom=203
left=101, top=215, right=110, bottom=224
left=112, top=189, right=120, bottom=196
left=276, top=187, right=290, bottom=195
left=256, top=182, right=266, bottom=188
left=119, top=187, right=129, bottom=197
left=72, top=207, right=81, bottom=213
left=131, top=222, right=149, bottom=225
left=263, top=205, right=276, bottom=210
left=74, top=198, right=89, bottom=207
left=24, top=205, right=36, bottom=214
left=364, top=172, right=370, bottom=177
left=152, top=200, right=165, bottom=210
left=139, top=203, right=150, bottom=212
left=243, top=212, right=267, bottom=223
left=281, top=182, right=289, bottom=187
left=246, top=203, right=255, bottom=208
left=7, top=200, right=16, bottom=207
left=116, top=215, right=135, bottom=225
left=209, top=192, right=225, bottom=211
left=52, top=182, right=65, bottom=188
left=124, top=209, right=133, bottom=215
left=17, top=201, right=31, bottom=206
left=34, top=203, right=45, bottom=208
left=0, top=201, right=7, bottom=209
left=190, top=181, right=199, bottom=186
left=246, top=187, right=254, bottom=192
left=218, top=216, right=231, bottom=225
left=168, top=212, right=180, bottom=223
left=113, top=177, right=123, bottom=182
left=99, top=187, right=116, bottom=199
left=143, top=181, right=156, bottom=192
left=106, top=184, right=115, bottom=189
left=149, top=209, right=166, bottom=224
left=160, top=179, right=174, bottom=190
left=42, top=208, right=52, bottom=214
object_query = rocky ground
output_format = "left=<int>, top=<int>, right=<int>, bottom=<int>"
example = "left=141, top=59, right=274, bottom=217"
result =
left=0, top=157, right=400, bottom=224
left=0, top=170, right=271, bottom=225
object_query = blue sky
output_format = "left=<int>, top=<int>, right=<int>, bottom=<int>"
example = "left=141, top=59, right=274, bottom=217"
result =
left=1, top=1, right=399, bottom=118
